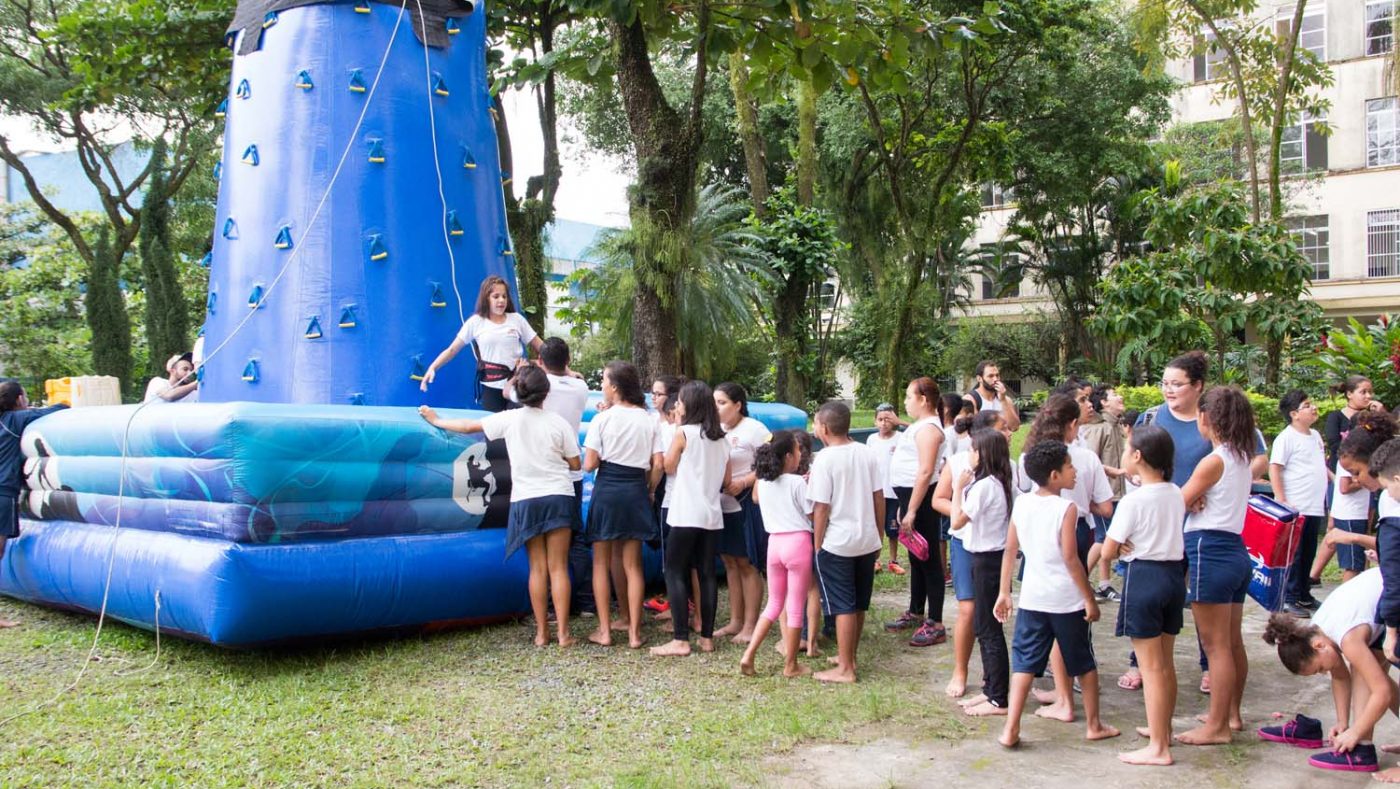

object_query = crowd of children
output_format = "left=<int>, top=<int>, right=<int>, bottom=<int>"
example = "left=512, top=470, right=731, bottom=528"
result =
left=414, top=284, right=1400, bottom=776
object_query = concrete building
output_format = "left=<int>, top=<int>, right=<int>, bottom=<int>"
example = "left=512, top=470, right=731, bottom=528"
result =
left=965, top=0, right=1400, bottom=324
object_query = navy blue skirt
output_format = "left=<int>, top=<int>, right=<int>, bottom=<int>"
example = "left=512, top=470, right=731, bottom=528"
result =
left=505, top=494, right=579, bottom=558
left=586, top=462, right=657, bottom=543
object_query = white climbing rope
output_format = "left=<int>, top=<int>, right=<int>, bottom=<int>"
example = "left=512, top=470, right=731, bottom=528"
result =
left=415, top=0, right=467, bottom=326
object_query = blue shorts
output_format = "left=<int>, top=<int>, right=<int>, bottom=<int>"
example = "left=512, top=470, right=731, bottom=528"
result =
left=1011, top=608, right=1096, bottom=677
left=883, top=496, right=900, bottom=539
left=816, top=549, right=879, bottom=616
left=1334, top=519, right=1369, bottom=572
left=948, top=537, right=974, bottom=602
left=1185, top=529, right=1251, bottom=605
left=1093, top=513, right=1111, bottom=544
left=939, top=513, right=951, bottom=542
left=1116, top=559, right=1186, bottom=639
left=1075, top=518, right=1092, bottom=569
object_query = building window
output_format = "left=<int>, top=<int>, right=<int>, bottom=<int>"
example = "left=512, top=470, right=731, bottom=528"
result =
left=817, top=280, right=838, bottom=311
left=1277, top=2, right=1327, bottom=61
left=980, top=182, right=1014, bottom=210
left=1367, top=0, right=1394, bottom=56
left=1280, top=112, right=1328, bottom=173
left=1287, top=215, right=1329, bottom=279
left=1368, top=209, right=1400, bottom=277
left=1193, top=29, right=1231, bottom=82
left=1368, top=98, right=1399, bottom=168
left=975, top=245, right=1022, bottom=300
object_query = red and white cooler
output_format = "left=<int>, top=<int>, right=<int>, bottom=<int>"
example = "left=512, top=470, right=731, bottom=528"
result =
left=1243, top=495, right=1302, bottom=610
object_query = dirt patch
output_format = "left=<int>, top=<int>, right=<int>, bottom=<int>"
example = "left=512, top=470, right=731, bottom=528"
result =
left=763, top=587, right=1392, bottom=788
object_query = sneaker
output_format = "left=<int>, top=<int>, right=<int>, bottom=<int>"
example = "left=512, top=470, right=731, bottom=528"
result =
left=888, top=561, right=906, bottom=576
left=1095, top=584, right=1122, bottom=602
left=644, top=596, right=670, bottom=614
left=1258, top=714, right=1326, bottom=749
left=1299, top=596, right=1321, bottom=610
left=885, top=611, right=919, bottom=632
left=909, top=621, right=947, bottom=647
left=944, top=572, right=953, bottom=588
left=1309, top=576, right=1322, bottom=587
left=1282, top=602, right=1312, bottom=619
left=1308, top=743, right=1378, bottom=772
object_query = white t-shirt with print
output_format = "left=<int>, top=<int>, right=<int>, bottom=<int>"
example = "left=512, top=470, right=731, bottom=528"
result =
left=584, top=405, right=656, bottom=470
left=865, top=431, right=899, bottom=499
left=807, top=441, right=883, bottom=558
left=721, top=416, right=772, bottom=513
left=1106, top=482, right=1185, bottom=562
left=960, top=476, right=1010, bottom=553
left=455, top=313, right=538, bottom=390
left=480, top=407, right=579, bottom=502
left=757, top=474, right=813, bottom=534
left=1332, top=466, right=1371, bottom=521
left=1011, top=493, right=1084, bottom=614
left=1270, top=427, right=1329, bottom=517
left=1016, top=444, right=1111, bottom=518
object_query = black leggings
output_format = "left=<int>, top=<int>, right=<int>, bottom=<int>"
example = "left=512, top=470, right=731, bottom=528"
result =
left=971, top=550, right=1010, bottom=707
left=895, top=485, right=943, bottom=622
left=478, top=385, right=510, bottom=412
left=664, top=526, right=719, bottom=641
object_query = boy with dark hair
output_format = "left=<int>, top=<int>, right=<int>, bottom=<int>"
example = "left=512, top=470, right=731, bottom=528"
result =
left=995, top=440, right=1119, bottom=747
left=1270, top=390, right=1328, bottom=616
left=809, top=401, right=885, bottom=684
left=1368, top=438, right=1400, bottom=666
left=864, top=402, right=904, bottom=574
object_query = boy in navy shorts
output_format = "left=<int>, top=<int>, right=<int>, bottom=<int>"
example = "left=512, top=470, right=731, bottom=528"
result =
left=995, top=440, right=1119, bottom=747
left=810, top=402, right=886, bottom=684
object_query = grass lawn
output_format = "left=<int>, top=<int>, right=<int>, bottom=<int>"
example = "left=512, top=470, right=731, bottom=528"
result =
left=0, top=571, right=969, bottom=786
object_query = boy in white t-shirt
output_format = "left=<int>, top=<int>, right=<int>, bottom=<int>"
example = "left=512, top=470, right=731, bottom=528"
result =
left=809, top=402, right=885, bottom=684
left=995, top=440, right=1119, bottom=748
left=1269, top=390, right=1330, bottom=616
left=864, top=403, right=904, bottom=574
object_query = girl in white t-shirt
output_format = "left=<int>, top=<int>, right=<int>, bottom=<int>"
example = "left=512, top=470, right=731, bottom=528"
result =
left=1177, top=386, right=1257, bottom=746
left=419, top=366, right=580, bottom=648
left=420, top=275, right=543, bottom=412
left=582, top=361, right=658, bottom=650
left=1101, top=424, right=1185, bottom=767
left=739, top=430, right=815, bottom=678
left=714, top=382, right=773, bottom=644
left=652, top=381, right=731, bottom=658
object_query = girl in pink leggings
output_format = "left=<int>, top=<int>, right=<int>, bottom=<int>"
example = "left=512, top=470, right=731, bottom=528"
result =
left=741, top=430, right=815, bottom=677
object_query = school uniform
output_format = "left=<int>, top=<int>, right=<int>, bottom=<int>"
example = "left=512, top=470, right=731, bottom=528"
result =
left=757, top=474, right=815, bottom=628
left=1009, top=493, right=1096, bottom=678
left=719, top=416, right=772, bottom=563
left=810, top=442, right=883, bottom=616
left=0, top=404, right=68, bottom=539
left=960, top=474, right=1011, bottom=707
left=889, top=416, right=945, bottom=619
left=1184, top=446, right=1254, bottom=605
left=864, top=431, right=901, bottom=542
left=1107, top=482, right=1187, bottom=639
left=1376, top=493, right=1400, bottom=632
left=1331, top=466, right=1371, bottom=573
left=456, top=313, right=538, bottom=412
left=1271, top=426, right=1328, bottom=605
left=582, top=406, right=657, bottom=543
left=1314, top=567, right=1385, bottom=649
left=1016, top=443, right=1112, bottom=569
left=664, top=424, right=730, bottom=641
left=944, top=451, right=975, bottom=603
left=480, top=407, right=580, bottom=558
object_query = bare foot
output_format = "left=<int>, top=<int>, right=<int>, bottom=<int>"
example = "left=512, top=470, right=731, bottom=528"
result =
left=1375, top=766, right=1400, bottom=783
left=1193, top=713, right=1243, bottom=731
left=557, top=635, right=577, bottom=648
left=714, top=622, right=741, bottom=637
left=628, top=636, right=644, bottom=650
left=1118, top=744, right=1173, bottom=766
left=0, top=618, right=20, bottom=628
left=698, top=637, right=715, bottom=653
left=814, top=666, right=857, bottom=684
left=1135, top=726, right=1152, bottom=738
left=732, top=631, right=754, bottom=645
left=783, top=663, right=813, bottom=678
left=1035, top=701, right=1076, bottom=723
left=740, top=658, right=756, bottom=677
left=1031, top=687, right=1059, bottom=705
left=587, top=629, right=613, bottom=647
left=946, top=675, right=968, bottom=698
left=998, top=729, right=1021, bottom=748
left=1381, top=743, right=1400, bottom=755
left=650, top=639, right=692, bottom=657
left=534, top=633, right=549, bottom=648
left=957, top=694, right=988, bottom=708
left=1086, top=723, right=1121, bottom=741
left=964, top=701, right=1008, bottom=717
left=1174, top=724, right=1232, bottom=745
left=653, top=609, right=673, bottom=621
left=806, top=645, right=823, bottom=658
left=610, top=619, right=630, bottom=632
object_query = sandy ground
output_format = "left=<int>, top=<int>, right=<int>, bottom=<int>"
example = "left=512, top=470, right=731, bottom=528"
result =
left=763, top=585, right=1396, bottom=789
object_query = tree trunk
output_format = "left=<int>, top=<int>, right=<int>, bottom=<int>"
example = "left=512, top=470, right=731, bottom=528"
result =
left=773, top=75, right=821, bottom=407
left=1188, top=5, right=1262, bottom=222
left=796, top=76, right=817, bottom=208
left=87, top=230, right=133, bottom=394
left=611, top=12, right=708, bottom=382
left=494, top=96, right=549, bottom=333
left=1267, top=0, right=1308, bottom=220
left=139, top=142, right=190, bottom=375
left=729, top=52, right=769, bottom=217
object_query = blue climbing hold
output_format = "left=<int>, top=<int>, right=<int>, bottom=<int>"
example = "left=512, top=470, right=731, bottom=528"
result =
left=215, top=99, right=227, bottom=119
left=296, top=70, right=314, bottom=91
left=447, top=210, right=464, bottom=237
left=222, top=218, right=238, bottom=239
left=262, top=11, right=278, bottom=29
left=213, top=161, right=223, bottom=181
left=199, top=252, right=213, bottom=269
left=304, top=316, right=323, bottom=340
left=354, top=1, right=371, bottom=12
left=348, top=69, right=367, bottom=94
left=432, top=74, right=449, bottom=97
left=338, top=305, right=358, bottom=329
left=248, top=284, right=265, bottom=309
left=241, top=359, right=260, bottom=383
left=207, top=291, right=218, bottom=314
left=367, top=234, right=388, bottom=262
left=367, top=138, right=386, bottom=164
left=501, top=171, right=512, bottom=186
left=430, top=283, right=447, bottom=308
left=236, top=79, right=252, bottom=100
left=241, top=145, right=259, bottom=166
left=446, top=17, right=460, bottom=35
left=409, top=355, right=427, bottom=382
left=499, top=236, right=513, bottom=257
left=274, top=225, right=293, bottom=250
left=461, top=146, right=477, bottom=170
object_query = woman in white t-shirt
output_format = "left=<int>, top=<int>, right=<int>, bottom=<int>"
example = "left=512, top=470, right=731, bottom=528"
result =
left=420, top=276, right=542, bottom=412
left=652, top=381, right=732, bottom=658
left=714, top=382, right=773, bottom=644
left=582, top=361, right=658, bottom=650
left=419, top=366, right=580, bottom=648
left=739, top=429, right=815, bottom=678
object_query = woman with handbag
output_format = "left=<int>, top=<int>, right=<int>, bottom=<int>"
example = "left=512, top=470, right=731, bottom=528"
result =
left=420, top=276, right=542, bottom=412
